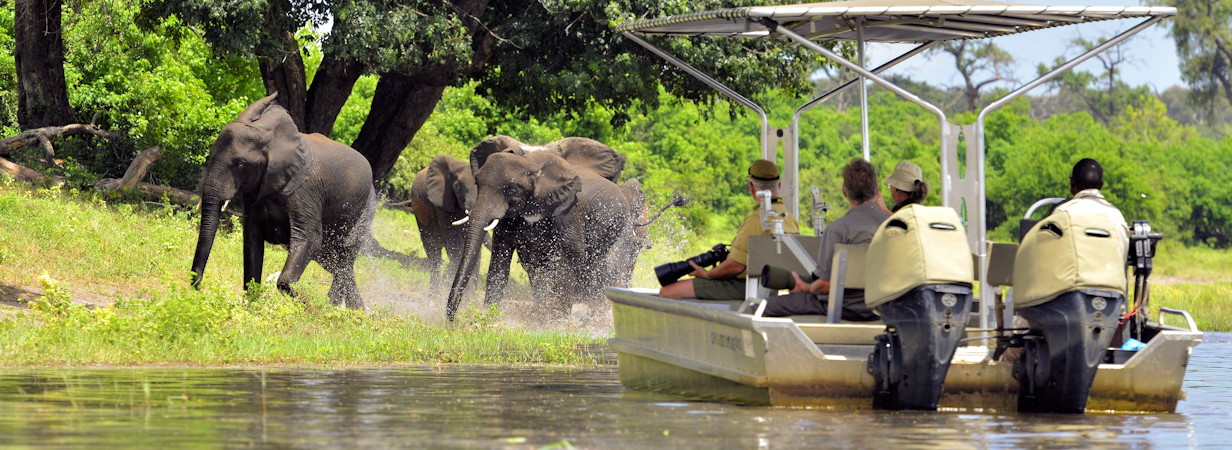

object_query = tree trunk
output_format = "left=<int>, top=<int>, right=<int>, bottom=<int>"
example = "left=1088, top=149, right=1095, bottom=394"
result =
left=349, top=0, right=496, bottom=182
left=256, top=31, right=308, bottom=131
left=13, top=0, right=74, bottom=129
left=304, top=56, right=365, bottom=136
left=351, top=72, right=448, bottom=182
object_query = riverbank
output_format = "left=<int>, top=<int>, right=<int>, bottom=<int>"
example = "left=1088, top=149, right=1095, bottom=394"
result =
left=0, top=180, right=1226, bottom=367
left=0, top=180, right=605, bottom=367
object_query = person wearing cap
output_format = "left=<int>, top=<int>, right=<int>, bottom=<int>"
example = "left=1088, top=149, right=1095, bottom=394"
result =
left=659, top=159, right=800, bottom=300
left=882, top=161, right=930, bottom=213
left=760, top=157, right=889, bottom=319
left=1052, top=157, right=1128, bottom=236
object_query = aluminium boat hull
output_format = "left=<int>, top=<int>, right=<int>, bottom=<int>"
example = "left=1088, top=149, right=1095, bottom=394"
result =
left=607, top=288, right=1202, bottom=412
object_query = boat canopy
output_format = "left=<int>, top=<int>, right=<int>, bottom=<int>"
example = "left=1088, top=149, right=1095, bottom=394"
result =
left=617, top=0, right=1175, bottom=42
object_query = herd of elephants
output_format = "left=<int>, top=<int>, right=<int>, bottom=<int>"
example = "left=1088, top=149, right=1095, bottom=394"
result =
left=188, top=94, right=677, bottom=321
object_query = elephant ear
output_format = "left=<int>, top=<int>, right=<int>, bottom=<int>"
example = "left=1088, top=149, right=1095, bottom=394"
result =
left=552, top=137, right=625, bottom=182
left=250, top=99, right=309, bottom=198
left=425, top=155, right=464, bottom=212
left=448, top=157, right=478, bottom=212
left=470, top=135, right=526, bottom=176
left=237, top=92, right=280, bottom=122
left=527, top=152, right=582, bottom=222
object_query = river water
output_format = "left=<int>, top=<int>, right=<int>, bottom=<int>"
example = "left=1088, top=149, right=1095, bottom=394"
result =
left=0, top=333, right=1227, bottom=448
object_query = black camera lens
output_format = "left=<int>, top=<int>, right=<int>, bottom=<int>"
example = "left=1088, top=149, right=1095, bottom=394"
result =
left=654, top=244, right=730, bottom=286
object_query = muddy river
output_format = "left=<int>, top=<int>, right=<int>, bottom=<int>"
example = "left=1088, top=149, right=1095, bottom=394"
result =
left=0, top=333, right=1227, bottom=447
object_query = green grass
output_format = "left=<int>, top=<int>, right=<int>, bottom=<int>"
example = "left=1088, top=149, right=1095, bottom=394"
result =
left=0, top=178, right=602, bottom=367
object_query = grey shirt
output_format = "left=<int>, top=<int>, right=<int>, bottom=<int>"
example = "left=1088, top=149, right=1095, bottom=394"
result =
left=812, top=202, right=891, bottom=280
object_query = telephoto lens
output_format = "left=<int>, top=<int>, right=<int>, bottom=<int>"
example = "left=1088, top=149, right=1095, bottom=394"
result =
left=654, top=244, right=730, bottom=286
left=760, top=265, right=813, bottom=290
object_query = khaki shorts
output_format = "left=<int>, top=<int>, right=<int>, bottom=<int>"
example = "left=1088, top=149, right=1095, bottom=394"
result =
left=691, top=278, right=746, bottom=300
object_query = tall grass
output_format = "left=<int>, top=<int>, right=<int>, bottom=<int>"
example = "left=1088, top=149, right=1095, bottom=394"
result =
left=0, top=178, right=602, bottom=367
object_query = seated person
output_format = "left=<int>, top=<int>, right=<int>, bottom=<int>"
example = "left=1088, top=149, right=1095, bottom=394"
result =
left=659, top=159, right=800, bottom=300
left=881, top=160, right=929, bottom=213
left=761, top=158, right=889, bottom=320
left=1053, top=157, right=1128, bottom=238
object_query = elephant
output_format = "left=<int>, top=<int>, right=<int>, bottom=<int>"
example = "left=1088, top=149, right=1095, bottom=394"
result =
left=409, top=153, right=477, bottom=292
left=190, top=93, right=376, bottom=309
left=444, top=136, right=634, bottom=320
left=606, top=180, right=691, bottom=287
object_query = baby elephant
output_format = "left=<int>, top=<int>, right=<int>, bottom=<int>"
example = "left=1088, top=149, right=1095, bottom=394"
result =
left=190, top=93, right=376, bottom=309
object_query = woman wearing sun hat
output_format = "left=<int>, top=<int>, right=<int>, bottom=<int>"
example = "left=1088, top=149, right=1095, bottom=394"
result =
left=884, top=161, right=929, bottom=212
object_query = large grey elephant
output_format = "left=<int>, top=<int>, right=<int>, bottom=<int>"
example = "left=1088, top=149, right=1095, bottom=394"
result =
left=444, top=136, right=633, bottom=320
left=190, top=93, right=376, bottom=309
left=410, top=154, right=476, bottom=291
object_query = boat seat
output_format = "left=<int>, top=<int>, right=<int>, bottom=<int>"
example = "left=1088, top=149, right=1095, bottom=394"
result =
left=985, top=242, right=1018, bottom=288
left=825, top=243, right=868, bottom=323
left=746, top=234, right=821, bottom=300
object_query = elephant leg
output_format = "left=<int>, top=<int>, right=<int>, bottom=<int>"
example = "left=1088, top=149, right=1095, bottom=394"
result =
left=417, top=216, right=447, bottom=293
left=321, top=249, right=363, bottom=310
left=484, top=227, right=516, bottom=307
left=242, top=210, right=265, bottom=289
left=279, top=212, right=322, bottom=301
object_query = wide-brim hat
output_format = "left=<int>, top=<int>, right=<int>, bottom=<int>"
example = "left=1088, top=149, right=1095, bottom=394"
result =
left=748, top=159, right=780, bottom=183
left=887, top=161, right=924, bottom=192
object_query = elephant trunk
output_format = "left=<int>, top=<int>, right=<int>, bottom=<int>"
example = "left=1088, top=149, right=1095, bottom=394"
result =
left=191, top=172, right=236, bottom=288
left=191, top=194, right=224, bottom=288
left=445, top=199, right=506, bottom=321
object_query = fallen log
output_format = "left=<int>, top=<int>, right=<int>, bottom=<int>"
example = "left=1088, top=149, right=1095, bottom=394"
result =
left=0, top=157, right=65, bottom=185
left=95, top=147, right=200, bottom=208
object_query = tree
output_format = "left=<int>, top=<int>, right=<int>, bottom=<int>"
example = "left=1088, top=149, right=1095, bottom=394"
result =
left=139, top=0, right=828, bottom=182
left=1039, top=38, right=1150, bottom=123
left=1158, top=0, right=1232, bottom=111
left=13, top=0, right=75, bottom=128
left=932, top=40, right=1012, bottom=111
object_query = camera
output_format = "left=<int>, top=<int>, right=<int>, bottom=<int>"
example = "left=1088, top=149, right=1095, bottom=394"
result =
left=654, top=243, right=730, bottom=286
left=759, top=265, right=814, bottom=290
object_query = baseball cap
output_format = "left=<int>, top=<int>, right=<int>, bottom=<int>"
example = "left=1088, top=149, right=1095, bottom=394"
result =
left=886, top=161, right=924, bottom=192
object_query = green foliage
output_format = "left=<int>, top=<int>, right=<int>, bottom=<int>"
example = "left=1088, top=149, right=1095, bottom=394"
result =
left=0, top=2, right=16, bottom=136
left=62, top=0, right=263, bottom=187
left=477, top=0, right=832, bottom=124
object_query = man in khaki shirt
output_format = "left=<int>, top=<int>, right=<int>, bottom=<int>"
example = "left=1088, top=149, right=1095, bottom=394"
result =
left=659, top=159, right=800, bottom=300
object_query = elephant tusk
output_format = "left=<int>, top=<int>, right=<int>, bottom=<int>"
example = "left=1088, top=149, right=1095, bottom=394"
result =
left=483, top=219, right=500, bottom=231
left=221, top=199, right=230, bottom=213
left=452, top=216, right=470, bottom=226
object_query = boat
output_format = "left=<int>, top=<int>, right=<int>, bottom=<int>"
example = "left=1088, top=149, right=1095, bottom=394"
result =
left=604, top=0, right=1203, bottom=413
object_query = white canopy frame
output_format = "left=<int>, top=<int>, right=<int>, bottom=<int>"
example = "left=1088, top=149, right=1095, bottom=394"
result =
left=621, top=1, right=1175, bottom=328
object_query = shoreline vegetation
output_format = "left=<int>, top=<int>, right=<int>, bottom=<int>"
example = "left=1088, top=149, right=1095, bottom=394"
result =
left=0, top=179, right=1227, bottom=368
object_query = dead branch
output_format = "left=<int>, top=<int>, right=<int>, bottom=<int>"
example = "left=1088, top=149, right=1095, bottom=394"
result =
left=117, top=146, right=162, bottom=190
left=0, top=123, right=121, bottom=158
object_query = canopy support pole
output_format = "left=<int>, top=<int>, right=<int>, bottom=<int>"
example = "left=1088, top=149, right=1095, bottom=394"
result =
left=857, top=21, right=871, bottom=161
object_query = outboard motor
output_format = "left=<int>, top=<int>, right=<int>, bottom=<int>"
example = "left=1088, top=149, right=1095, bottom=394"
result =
left=1012, top=211, right=1128, bottom=413
left=864, top=205, right=974, bottom=410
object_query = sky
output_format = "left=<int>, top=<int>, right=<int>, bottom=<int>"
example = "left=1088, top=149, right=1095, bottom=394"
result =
left=864, top=0, right=1185, bottom=93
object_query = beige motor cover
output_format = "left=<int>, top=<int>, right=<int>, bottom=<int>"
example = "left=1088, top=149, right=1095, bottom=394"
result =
left=1013, top=210, right=1128, bottom=308
left=865, top=205, right=974, bottom=309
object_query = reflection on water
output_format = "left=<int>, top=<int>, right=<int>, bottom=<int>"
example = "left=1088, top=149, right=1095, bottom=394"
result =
left=0, top=334, right=1228, bottom=447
